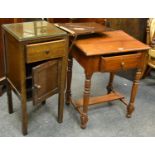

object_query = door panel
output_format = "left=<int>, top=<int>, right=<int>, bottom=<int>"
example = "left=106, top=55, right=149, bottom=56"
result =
left=32, top=59, right=61, bottom=105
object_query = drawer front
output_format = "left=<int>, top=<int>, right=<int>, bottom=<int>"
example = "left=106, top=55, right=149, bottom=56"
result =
left=100, top=53, right=143, bottom=72
left=26, top=39, right=66, bottom=63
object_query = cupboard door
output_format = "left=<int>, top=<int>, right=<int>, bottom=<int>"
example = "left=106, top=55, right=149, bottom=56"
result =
left=32, top=59, right=61, bottom=105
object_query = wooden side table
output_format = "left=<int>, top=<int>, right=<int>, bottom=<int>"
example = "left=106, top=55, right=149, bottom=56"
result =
left=2, top=21, right=68, bottom=135
left=66, top=30, right=150, bottom=129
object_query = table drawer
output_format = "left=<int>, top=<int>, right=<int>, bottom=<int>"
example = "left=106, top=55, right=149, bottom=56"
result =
left=100, top=53, right=142, bottom=72
left=26, top=39, right=66, bottom=63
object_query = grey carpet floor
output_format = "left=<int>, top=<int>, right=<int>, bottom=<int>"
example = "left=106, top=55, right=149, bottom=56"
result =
left=0, top=60, right=155, bottom=137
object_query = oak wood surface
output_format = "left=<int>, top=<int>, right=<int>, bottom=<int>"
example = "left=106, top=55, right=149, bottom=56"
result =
left=2, top=21, right=67, bottom=42
left=0, top=19, right=23, bottom=93
left=32, top=59, right=60, bottom=105
left=3, top=21, right=68, bottom=135
left=26, top=39, right=66, bottom=63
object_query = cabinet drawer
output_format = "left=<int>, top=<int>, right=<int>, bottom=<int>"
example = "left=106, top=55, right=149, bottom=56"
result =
left=26, top=39, right=66, bottom=63
left=100, top=53, right=142, bottom=72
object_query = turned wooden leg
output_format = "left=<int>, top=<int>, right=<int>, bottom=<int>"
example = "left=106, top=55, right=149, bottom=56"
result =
left=106, top=72, right=115, bottom=94
left=80, top=73, right=92, bottom=129
left=66, top=55, right=73, bottom=105
left=126, top=69, right=142, bottom=118
left=6, top=82, right=13, bottom=114
left=21, top=91, right=28, bottom=135
left=142, top=65, right=151, bottom=78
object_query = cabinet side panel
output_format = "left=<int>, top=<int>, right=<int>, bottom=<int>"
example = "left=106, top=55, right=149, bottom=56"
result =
left=5, top=32, right=25, bottom=93
left=0, top=18, right=24, bottom=80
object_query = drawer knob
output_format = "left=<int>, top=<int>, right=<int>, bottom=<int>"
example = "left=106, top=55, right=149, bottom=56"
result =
left=121, top=62, right=125, bottom=70
left=34, top=84, right=41, bottom=89
left=44, top=50, right=50, bottom=54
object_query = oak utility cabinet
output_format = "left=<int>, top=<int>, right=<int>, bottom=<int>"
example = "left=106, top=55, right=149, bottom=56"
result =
left=2, top=21, right=68, bottom=135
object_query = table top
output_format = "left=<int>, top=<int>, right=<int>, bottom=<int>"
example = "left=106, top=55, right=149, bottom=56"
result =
left=75, top=30, right=150, bottom=56
left=2, top=21, right=67, bottom=41
left=55, top=22, right=108, bottom=36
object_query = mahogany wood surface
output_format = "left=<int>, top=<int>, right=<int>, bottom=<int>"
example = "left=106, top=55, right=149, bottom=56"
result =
left=48, top=18, right=147, bottom=42
left=55, top=22, right=108, bottom=36
left=66, top=30, right=149, bottom=129
left=100, top=53, right=143, bottom=72
left=75, top=30, right=149, bottom=56
left=106, top=18, right=147, bottom=43
left=76, top=92, right=124, bottom=107
left=47, top=18, right=148, bottom=81
left=48, top=18, right=106, bottom=24
left=105, top=18, right=148, bottom=80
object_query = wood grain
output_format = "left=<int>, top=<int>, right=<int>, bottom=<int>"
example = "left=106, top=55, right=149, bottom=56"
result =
left=3, top=21, right=68, bottom=135
left=75, top=30, right=150, bottom=56
left=76, top=92, right=124, bottom=107
left=26, top=39, right=66, bottom=63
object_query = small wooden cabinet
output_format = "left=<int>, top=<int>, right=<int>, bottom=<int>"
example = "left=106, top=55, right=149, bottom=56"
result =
left=2, top=21, right=68, bottom=135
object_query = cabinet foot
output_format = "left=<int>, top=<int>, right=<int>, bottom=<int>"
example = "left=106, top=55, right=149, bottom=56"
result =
left=58, top=119, right=63, bottom=123
left=41, top=100, right=46, bottom=105
left=80, top=114, right=88, bottom=129
left=126, top=105, right=135, bottom=118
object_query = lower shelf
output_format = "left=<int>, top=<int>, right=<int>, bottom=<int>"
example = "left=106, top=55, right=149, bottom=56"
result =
left=75, top=91, right=125, bottom=107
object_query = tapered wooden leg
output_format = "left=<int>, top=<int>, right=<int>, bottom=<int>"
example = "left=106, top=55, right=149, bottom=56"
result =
left=0, top=85, right=3, bottom=96
left=21, top=92, right=28, bottom=135
left=41, top=100, right=46, bottom=105
left=127, top=69, right=142, bottom=118
left=81, top=73, right=92, bottom=129
left=58, top=91, right=64, bottom=123
left=6, top=82, right=13, bottom=114
left=106, top=72, right=115, bottom=94
left=66, top=55, right=73, bottom=105
left=58, top=56, right=67, bottom=123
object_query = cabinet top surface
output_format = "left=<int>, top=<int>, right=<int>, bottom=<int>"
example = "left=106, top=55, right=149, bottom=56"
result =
left=75, top=30, right=150, bottom=56
left=2, top=21, right=67, bottom=41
